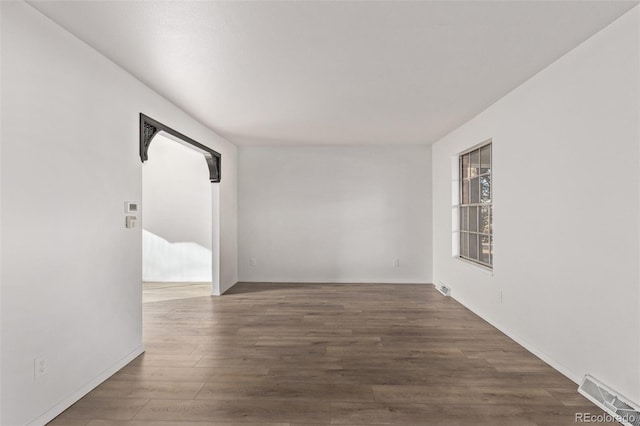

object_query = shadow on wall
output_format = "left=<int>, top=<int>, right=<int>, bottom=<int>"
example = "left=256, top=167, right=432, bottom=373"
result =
left=143, top=229, right=212, bottom=282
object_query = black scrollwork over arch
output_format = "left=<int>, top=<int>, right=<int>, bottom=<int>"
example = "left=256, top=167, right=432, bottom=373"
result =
left=139, top=113, right=221, bottom=183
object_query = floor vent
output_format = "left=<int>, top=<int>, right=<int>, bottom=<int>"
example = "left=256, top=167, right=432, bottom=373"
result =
left=578, top=375, right=640, bottom=426
left=436, top=283, right=451, bottom=297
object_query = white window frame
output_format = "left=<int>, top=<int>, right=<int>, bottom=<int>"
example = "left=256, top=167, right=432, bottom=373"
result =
left=457, top=140, right=492, bottom=269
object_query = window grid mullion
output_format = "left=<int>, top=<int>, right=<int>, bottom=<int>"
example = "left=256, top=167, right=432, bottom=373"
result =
left=458, top=142, right=492, bottom=268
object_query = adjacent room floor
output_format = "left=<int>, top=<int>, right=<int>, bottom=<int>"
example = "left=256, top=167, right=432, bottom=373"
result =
left=142, top=282, right=212, bottom=303
left=49, top=283, right=607, bottom=425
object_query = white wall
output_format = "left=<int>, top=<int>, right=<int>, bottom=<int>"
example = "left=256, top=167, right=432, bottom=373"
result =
left=638, top=10, right=640, bottom=401
left=239, top=145, right=432, bottom=283
left=143, top=134, right=212, bottom=250
left=142, top=230, right=212, bottom=282
left=432, top=7, right=640, bottom=403
left=0, top=2, right=238, bottom=425
left=142, top=134, right=212, bottom=282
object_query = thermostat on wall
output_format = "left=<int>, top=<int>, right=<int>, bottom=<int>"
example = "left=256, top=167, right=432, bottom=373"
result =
left=125, top=201, right=138, bottom=213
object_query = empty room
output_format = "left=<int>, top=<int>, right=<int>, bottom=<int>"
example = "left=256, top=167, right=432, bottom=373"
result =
left=1, top=1, right=639, bottom=425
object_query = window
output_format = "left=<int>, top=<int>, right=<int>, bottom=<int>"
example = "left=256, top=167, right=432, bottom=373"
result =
left=459, top=142, right=492, bottom=268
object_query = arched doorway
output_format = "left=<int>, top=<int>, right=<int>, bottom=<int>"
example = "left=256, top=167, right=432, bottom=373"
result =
left=139, top=113, right=222, bottom=296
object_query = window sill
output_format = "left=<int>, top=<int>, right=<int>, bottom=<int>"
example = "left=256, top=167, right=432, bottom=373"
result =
left=455, top=256, right=494, bottom=276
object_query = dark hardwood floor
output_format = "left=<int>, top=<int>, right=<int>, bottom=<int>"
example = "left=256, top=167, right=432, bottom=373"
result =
left=49, top=282, right=607, bottom=425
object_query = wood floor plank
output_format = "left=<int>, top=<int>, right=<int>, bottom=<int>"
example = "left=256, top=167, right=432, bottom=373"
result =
left=194, top=355, right=342, bottom=369
left=86, top=420, right=289, bottom=426
left=111, top=366, right=269, bottom=382
left=55, top=397, right=149, bottom=420
left=88, top=380, right=205, bottom=400
left=546, top=387, right=598, bottom=407
left=47, top=418, right=90, bottom=426
left=133, top=399, right=331, bottom=423
left=48, top=282, right=607, bottom=425
left=128, top=354, right=203, bottom=368
left=195, top=382, right=374, bottom=402
left=372, top=384, right=560, bottom=405
left=330, top=402, right=603, bottom=425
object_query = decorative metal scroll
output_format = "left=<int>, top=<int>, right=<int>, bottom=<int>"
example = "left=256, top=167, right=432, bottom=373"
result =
left=140, top=122, right=160, bottom=162
left=139, top=113, right=221, bottom=182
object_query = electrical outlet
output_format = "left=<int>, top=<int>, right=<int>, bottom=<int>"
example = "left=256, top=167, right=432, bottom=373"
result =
left=393, top=259, right=400, bottom=267
left=34, top=356, right=47, bottom=380
left=249, top=258, right=257, bottom=267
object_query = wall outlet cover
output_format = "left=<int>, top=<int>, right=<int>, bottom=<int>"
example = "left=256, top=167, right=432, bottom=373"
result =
left=34, top=356, right=47, bottom=380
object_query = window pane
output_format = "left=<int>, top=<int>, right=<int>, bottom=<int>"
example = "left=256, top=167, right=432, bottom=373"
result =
left=458, top=142, right=492, bottom=269
left=480, top=145, right=491, bottom=174
left=480, top=175, right=491, bottom=203
left=460, top=206, right=468, bottom=231
left=470, top=149, right=480, bottom=177
left=480, top=235, right=491, bottom=264
left=462, top=180, right=469, bottom=204
left=460, top=232, right=469, bottom=258
left=469, top=206, right=478, bottom=232
left=461, top=154, right=470, bottom=179
left=480, top=206, right=490, bottom=235
left=470, top=177, right=480, bottom=203
left=469, top=233, right=478, bottom=260
left=490, top=236, right=493, bottom=265
left=489, top=237, right=493, bottom=266
left=489, top=206, right=493, bottom=234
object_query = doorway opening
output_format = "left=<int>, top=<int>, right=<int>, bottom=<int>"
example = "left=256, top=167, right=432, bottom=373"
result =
left=139, top=114, right=222, bottom=300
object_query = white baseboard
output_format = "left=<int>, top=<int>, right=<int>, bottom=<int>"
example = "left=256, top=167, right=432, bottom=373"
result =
left=450, top=292, right=581, bottom=385
left=237, top=280, right=431, bottom=285
left=27, top=345, right=145, bottom=426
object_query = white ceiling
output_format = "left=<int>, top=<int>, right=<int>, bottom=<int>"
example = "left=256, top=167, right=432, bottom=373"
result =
left=29, top=0, right=638, bottom=146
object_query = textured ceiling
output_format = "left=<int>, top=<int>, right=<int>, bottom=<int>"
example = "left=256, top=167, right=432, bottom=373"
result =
left=29, top=0, right=638, bottom=146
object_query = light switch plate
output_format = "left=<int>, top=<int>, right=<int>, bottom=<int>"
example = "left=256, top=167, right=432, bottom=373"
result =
left=125, top=216, right=137, bottom=228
